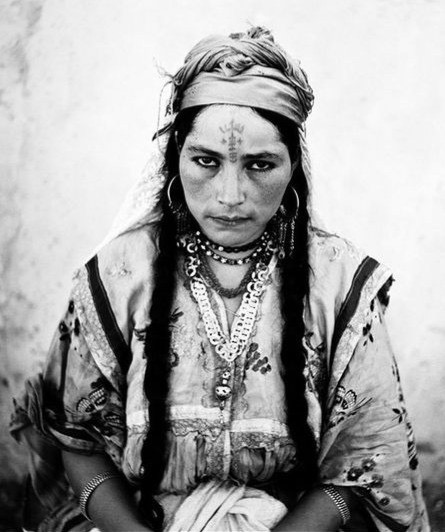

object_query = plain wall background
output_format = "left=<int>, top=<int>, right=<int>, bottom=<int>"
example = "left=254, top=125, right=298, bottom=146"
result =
left=1, top=0, right=444, bottom=527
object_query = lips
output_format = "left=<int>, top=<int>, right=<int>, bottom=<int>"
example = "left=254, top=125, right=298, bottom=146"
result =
left=210, top=216, right=250, bottom=226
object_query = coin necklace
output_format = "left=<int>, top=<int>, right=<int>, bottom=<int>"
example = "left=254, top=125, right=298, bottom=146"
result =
left=179, top=233, right=274, bottom=413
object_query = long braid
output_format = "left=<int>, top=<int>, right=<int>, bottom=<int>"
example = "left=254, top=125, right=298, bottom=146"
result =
left=255, top=108, right=317, bottom=487
left=138, top=199, right=177, bottom=529
left=138, top=110, right=198, bottom=529
left=280, top=162, right=318, bottom=488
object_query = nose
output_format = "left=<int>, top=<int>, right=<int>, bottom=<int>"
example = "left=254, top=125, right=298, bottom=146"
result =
left=216, top=167, right=245, bottom=207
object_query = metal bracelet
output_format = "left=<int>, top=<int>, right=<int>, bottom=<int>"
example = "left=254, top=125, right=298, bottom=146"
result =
left=78, top=471, right=120, bottom=521
left=321, top=484, right=351, bottom=526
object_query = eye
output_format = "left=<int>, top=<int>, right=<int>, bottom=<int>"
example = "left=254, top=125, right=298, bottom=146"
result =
left=248, top=160, right=275, bottom=172
left=194, top=156, right=219, bottom=168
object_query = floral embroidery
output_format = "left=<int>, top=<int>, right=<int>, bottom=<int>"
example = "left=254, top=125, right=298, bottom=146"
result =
left=347, top=466, right=364, bottom=481
left=58, top=320, right=70, bottom=342
left=407, top=433, right=419, bottom=470
left=327, top=385, right=371, bottom=429
left=134, top=328, right=146, bottom=342
left=362, top=299, right=382, bottom=346
left=362, top=321, right=374, bottom=344
left=361, top=457, right=376, bottom=471
left=391, top=361, right=419, bottom=470
left=342, top=454, right=387, bottom=500
left=311, top=227, right=363, bottom=262
left=76, top=378, right=110, bottom=413
left=169, top=350, right=180, bottom=368
left=245, top=343, right=272, bottom=374
left=303, top=331, right=326, bottom=396
left=392, top=405, right=406, bottom=424
left=105, top=261, right=131, bottom=278
left=167, top=309, right=184, bottom=369
left=170, top=308, right=184, bottom=326
left=369, top=473, right=384, bottom=488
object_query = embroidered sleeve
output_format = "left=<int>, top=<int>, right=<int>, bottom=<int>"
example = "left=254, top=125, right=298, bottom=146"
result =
left=13, top=297, right=125, bottom=457
left=319, top=300, right=428, bottom=531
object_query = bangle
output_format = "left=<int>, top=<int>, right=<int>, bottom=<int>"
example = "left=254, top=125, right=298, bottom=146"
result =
left=78, top=471, right=120, bottom=520
left=321, top=485, right=351, bottom=525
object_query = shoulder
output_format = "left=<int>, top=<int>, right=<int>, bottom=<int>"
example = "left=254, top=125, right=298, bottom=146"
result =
left=308, top=227, right=366, bottom=312
left=93, top=225, right=159, bottom=313
left=72, top=225, right=160, bottom=343
left=308, top=226, right=367, bottom=269
left=94, top=225, right=158, bottom=280
left=307, top=226, right=392, bottom=318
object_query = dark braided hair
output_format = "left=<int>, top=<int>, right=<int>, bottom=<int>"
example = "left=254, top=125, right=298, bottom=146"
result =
left=138, top=109, right=198, bottom=530
left=256, top=109, right=318, bottom=488
left=138, top=106, right=317, bottom=528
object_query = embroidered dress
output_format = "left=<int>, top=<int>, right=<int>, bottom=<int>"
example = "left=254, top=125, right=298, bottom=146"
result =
left=11, top=227, right=429, bottom=531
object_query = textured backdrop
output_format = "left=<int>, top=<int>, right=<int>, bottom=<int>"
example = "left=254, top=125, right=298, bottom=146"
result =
left=1, top=0, right=444, bottom=529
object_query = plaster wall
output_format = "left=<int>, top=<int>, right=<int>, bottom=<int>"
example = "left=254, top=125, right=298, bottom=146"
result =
left=1, top=0, right=444, bottom=528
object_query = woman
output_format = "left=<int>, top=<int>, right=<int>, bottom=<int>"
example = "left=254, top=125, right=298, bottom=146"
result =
left=11, top=27, right=429, bottom=531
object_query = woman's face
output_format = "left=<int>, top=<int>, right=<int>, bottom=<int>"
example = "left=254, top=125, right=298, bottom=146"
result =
left=179, top=105, right=294, bottom=247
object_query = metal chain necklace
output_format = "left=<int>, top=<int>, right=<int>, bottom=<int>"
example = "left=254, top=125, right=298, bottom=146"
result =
left=198, top=250, right=261, bottom=298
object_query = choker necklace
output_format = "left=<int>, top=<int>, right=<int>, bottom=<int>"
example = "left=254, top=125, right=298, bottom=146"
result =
left=195, top=230, right=269, bottom=254
left=196, top=233, right=270, bottom=266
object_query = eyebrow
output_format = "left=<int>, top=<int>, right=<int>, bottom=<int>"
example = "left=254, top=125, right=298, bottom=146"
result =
left=185, top=144, right=283, bottom=160
left=185, top=145, right=222, bottom=158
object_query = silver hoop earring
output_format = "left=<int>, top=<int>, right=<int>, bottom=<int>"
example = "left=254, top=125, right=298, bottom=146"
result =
left=279, top=186, right=299, bottom=220
left=166, top=175, right=189, bottom=234
left=167, top=175, right=181, bottom=213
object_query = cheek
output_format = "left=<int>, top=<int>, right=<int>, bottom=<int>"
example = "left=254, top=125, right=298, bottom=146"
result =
left=179, top=160, right=211, bottom=214
left=179, top=160, right=202, bottom=193
left=255, top=172, right=292, bottom=210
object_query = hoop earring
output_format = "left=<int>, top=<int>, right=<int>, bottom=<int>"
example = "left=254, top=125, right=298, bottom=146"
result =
left=279, top=186, right=299, bottom=219
left=166, top=175, right=189, bottom=234
left=276, top=186, right=299, bottom=259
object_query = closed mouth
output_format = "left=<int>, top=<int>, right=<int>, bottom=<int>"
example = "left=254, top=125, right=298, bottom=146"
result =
left=211, top=216, right=249, bottom=223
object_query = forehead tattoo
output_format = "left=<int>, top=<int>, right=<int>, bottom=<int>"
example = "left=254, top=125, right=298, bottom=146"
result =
left=219, top=119, right=244, bottom=163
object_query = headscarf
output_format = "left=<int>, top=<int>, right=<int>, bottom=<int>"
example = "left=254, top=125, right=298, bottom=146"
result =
left=157, top=27, right=313, bottom=134
left=92, top=27, right=315, bottom=257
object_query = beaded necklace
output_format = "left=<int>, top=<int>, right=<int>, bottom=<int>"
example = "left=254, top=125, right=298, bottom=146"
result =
left=194, top=230, right=268, bottom=254
left=196, top=233, right=270, bottom=266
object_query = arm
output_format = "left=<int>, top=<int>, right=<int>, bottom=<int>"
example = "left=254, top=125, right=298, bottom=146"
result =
left=62, top=450, right=153, bottom=532
left=274, top=486, right=358, bottom=531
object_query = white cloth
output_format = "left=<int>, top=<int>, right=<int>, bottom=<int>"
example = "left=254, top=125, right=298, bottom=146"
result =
left=163, top=480, right=287, bottom=532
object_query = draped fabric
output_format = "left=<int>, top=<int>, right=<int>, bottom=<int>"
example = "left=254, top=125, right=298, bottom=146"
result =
left=11, top=227, right=429, bottom=531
